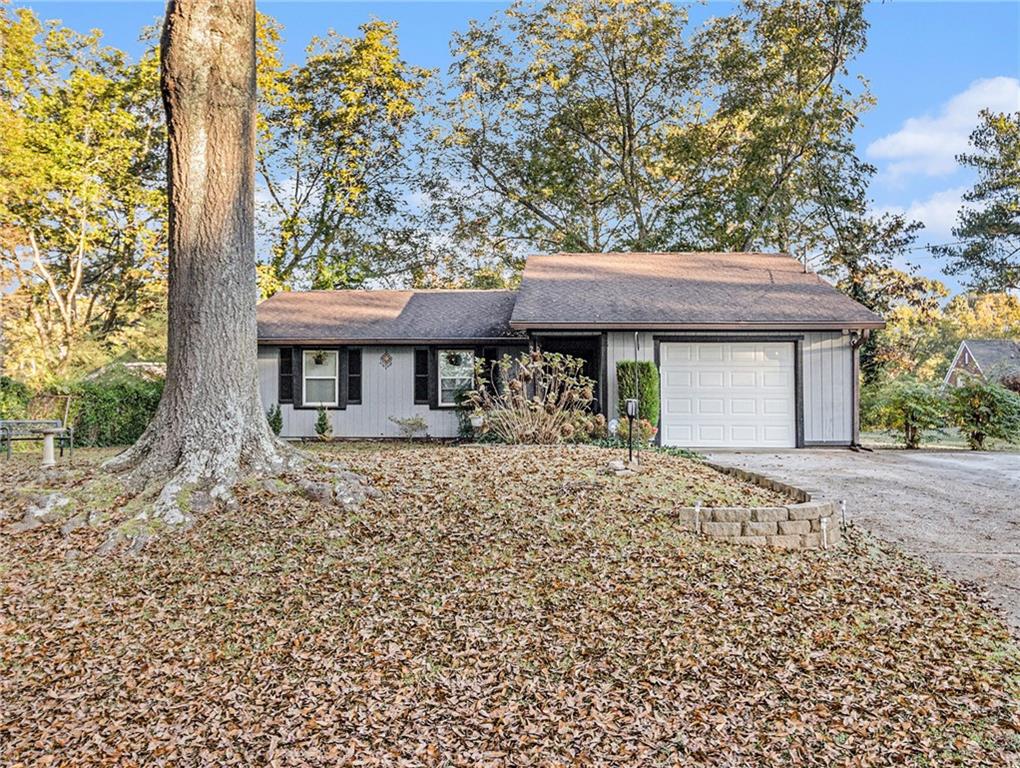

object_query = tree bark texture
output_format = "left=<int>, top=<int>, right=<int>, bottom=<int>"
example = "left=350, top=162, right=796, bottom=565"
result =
left=106, top=0, right=289, bottom=521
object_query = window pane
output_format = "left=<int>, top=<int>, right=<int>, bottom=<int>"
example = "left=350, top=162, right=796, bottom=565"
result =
left=304, top=350, right=337, bottom=377
left=348, top=349, right=362, bottom=374
left=305, top=378, right=336, bottom=405
left=439, top=350, right=474, bottom=379
left=348, top=375, right=362, bottom=404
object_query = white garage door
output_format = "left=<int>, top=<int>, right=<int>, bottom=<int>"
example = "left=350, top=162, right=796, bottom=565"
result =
left=659, top=342, right=796, bottom=448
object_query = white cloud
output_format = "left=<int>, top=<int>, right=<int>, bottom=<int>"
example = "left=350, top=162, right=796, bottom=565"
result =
left=876, top=186, right=967, bottom=241
left=867, top=77, right=1020, bottom=177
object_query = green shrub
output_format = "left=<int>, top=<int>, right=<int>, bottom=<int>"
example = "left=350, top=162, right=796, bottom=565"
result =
left=947, top=380, right=1020, bottom=450
left=616, top=361, right=659, bottom=423
left=862, top=378, right=945, bottom=449
left=70, top=373, right=164, bottom=447
left=0, top=376, right=31, bottom=419
left=266, top=404, right=283, bottom=436
left=315, top=406, right=332, bottom=439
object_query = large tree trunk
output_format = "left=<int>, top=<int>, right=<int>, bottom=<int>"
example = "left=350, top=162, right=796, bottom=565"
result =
left=105, top=0, right=290, bottom=522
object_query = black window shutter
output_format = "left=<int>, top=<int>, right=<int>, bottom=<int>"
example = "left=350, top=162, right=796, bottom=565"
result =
left=292, top=348, right=303, bottom=408
left=347, top=349, right=362, bottom=404
left=339, top=349, right=349, bottom=410
left=278, top=348, right=294, bottom=403
left=413, top=348, right=430, bottom=404
left=427, top=348, right=438, bottom=409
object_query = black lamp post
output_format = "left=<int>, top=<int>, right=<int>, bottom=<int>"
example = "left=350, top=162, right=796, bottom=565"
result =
left=625, top=397, right=638, bottom=464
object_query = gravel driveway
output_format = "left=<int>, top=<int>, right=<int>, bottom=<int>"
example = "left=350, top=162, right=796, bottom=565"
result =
left=704, top=449, right=1020, bottom=633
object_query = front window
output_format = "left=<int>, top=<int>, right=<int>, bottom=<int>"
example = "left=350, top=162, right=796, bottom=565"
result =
left=303, top=350, right=338, bottom=407
left=438, top=349, right=474, bottom=406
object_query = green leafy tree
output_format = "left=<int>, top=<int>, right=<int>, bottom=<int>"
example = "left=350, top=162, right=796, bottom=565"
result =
left=862, top=378, right=945, bottom=449
left=934, top=110, right=1020, bottom=292
left=947, top=380, right=1020, bottom=450
left=256, top=18, right=434, bottom=294
left=437, top=0, right=920, bottom=292
left=0, top=8, right=165, bottom=383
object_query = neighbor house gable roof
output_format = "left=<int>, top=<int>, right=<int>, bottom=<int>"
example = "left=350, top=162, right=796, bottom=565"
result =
left=957, top=339, right=1020, bottom=377
left=509, top=251, right=885, bottom=330
left=256, top=289, right=522, bottom=344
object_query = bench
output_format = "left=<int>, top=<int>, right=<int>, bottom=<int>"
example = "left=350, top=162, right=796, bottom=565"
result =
left=0, top=420, right=74, bottom=460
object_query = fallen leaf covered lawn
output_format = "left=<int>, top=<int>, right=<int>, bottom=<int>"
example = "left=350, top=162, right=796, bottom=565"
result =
left=1, top=442, right=1018, bottom=766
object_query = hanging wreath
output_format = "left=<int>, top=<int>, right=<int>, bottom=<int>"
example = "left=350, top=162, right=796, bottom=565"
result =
left=445, top=352, right=463, bottom=367
left=313, top=351, right=327, bottom=366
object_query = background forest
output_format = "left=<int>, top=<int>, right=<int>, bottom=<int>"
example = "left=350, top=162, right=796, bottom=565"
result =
left=1, top=0, right=1017, bottom=428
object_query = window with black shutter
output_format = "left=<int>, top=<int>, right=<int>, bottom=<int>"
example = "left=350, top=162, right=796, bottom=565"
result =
left=347, top=348, right=362, bottom=405
left=413, top=348, right=429, bottom=404
left=278, top=348, right=294, bottom=403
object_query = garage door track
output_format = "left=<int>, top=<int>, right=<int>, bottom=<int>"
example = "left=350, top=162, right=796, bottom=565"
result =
left=705, top=449, right=1020, bottom=633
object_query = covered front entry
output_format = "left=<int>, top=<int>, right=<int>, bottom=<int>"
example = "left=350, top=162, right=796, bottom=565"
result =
left=533, top=334, right=604, bottom=414
left=659, top=341, right=797, bottom=448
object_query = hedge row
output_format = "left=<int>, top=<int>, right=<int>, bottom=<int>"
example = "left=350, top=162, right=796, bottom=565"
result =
left=615, top=360, right=660, bottom=422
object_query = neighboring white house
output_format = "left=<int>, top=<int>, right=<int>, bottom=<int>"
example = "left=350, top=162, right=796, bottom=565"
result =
left=256, top=251, right=884, bottom=448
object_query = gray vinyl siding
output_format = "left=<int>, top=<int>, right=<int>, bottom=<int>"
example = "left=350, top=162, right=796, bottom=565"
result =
left=605, top=331, right=655, bottom=419
left=801, top=331, right=853, bottom=444
left=605, top=330, right=853, bottom=445
left=258, top=345, right=461, bottom=438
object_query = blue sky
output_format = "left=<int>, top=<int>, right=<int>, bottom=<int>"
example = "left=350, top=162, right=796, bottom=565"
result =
left=12, top=1, right=1020, bottom=291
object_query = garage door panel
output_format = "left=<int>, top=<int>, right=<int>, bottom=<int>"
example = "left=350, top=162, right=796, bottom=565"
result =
left=659, top=342, right=796, bottom=448
left=730, top=371, right=756, bottom=387
left=698, top=371, right=725, bottom=387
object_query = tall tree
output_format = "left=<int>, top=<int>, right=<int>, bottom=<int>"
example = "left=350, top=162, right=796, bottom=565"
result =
left=105, top=0, right=288, bottom=522
left=933, top=110, right=1020, bottom=292
left=256, top=18, right=434, bottom=294
left=436, top=0, right=919, bottom=295
left=0, top=8, right=165, bottom=383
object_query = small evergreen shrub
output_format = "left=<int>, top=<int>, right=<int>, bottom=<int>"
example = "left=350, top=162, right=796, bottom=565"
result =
left=862, top=378, right=945, bottom=449
left=266, top=404, right=283, bottom=436
left=0, top=376, right=31, bottom=419
left=314, top=406, right=332, bottom=440
left=947, top=380, right=1020, bottom=450
left=70, top=372, right=164, bottom=447
left=616, top=361, right=660, bottom=423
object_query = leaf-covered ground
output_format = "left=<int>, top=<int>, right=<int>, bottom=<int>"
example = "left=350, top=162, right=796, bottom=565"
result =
left=1, top=443, right=1018, bottom=766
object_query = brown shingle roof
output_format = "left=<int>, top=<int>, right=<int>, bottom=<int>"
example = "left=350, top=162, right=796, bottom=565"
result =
left=963, top=339, right=1020, bottom=377
left=509, top=252, right=884, bottom=330
left=257, top=290, right=521, bottom=344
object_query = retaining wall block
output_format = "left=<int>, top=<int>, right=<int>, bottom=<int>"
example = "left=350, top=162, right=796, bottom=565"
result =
left=778, top=520, right=812, bottom=536
left=786, top=501, right=834, bottom=521
left=752, top=507, right=788, bottom=523
left=766, top=534, right=803, bottom=549
left=712, top=507, right=752, bottom=523
left=702, top=521, right=742, bottom=538
left=744, top=520, right=778, bottom=536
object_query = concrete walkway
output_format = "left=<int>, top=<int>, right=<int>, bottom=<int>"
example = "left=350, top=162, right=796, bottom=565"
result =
left=704, top=449, right=1020, bottom=633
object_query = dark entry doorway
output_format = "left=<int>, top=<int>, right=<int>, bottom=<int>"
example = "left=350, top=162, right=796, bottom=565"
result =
left=533, top=334, right=604, bottom=414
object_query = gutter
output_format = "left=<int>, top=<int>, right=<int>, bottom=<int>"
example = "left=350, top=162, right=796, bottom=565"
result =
left=509, top=321, right=886, bottom=332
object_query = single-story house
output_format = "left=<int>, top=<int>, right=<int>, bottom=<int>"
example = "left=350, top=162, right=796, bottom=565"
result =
left=943, top=338, right=1020, bottom=388
left=256, top=251, right=884, bottom=448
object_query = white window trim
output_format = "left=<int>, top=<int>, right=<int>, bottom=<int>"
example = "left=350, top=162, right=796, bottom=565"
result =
left=303, top=349, right=339, bottom=407
left=437, top=349, right=474, bottom=407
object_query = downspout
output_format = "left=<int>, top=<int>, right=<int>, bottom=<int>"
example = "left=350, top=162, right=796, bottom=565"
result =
left=849, top=329, right=870, bottom=451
